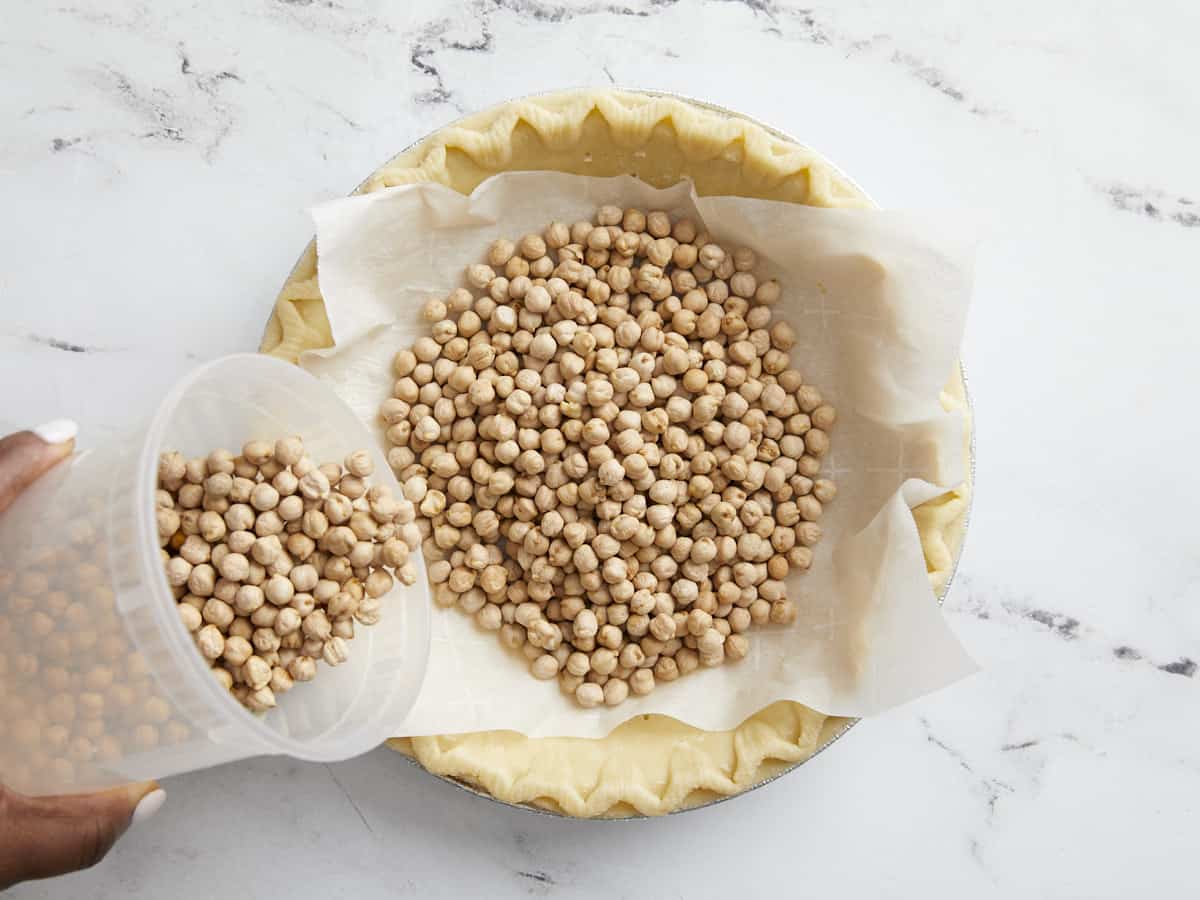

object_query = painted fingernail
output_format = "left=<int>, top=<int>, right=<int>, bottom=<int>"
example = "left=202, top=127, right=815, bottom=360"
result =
left=130, top=789, right=166, bottom=828
left=32, top=419, right=78, bottom=445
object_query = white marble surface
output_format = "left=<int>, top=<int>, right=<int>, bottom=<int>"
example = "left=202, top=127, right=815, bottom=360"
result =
left=2, top=0, right=1198, bottom=896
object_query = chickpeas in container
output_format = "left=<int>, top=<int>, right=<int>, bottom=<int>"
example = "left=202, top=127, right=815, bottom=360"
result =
left=0, top=355, right=432, bottom=796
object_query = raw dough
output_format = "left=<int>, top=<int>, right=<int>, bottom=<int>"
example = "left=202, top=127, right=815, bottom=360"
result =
left=260, top=89, right=971, bottom=817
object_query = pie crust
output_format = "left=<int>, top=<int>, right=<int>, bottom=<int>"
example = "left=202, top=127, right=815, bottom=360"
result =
left=260, top=89, right=971, bottom=817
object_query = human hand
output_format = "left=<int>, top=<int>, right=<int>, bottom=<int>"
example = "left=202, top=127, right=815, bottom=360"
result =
left=0, top=423, right=165, bottom=890
left=0, top=781, right=164, bottom=890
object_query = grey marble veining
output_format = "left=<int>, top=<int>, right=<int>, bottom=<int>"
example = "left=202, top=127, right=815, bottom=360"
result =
left=2, top=1, right=1198, bottom=897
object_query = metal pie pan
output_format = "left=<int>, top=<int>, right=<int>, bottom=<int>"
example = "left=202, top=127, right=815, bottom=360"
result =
left=280, top=87, right=975, bottom=819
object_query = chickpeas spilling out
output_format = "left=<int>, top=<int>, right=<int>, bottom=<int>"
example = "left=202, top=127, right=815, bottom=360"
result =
left=382, top=207, right=837, bottom=708
left=156, top=438, right=420, bottom=714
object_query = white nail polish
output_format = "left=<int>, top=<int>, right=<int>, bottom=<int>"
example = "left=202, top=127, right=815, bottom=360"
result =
left=130, top=789, right=166, bottom=828
left=32, top=418, right=79, bottom=445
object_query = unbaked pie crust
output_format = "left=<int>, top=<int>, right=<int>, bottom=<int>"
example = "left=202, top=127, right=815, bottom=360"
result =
left=260, top=89, right=971, bottom=817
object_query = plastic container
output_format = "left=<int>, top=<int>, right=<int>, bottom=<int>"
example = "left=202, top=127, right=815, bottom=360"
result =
left=0, top=354, right=431, bottom=795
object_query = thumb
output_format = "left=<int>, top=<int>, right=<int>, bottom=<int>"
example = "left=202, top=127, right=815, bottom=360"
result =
left=0, top=782, right=164, bottom=889
left=0, top=421, right=78, bottom=514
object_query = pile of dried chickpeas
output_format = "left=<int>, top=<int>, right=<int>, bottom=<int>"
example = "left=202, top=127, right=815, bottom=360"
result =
left=156, top=438, right=419, bottom=713
left=382, top=206, right=836, bottom=708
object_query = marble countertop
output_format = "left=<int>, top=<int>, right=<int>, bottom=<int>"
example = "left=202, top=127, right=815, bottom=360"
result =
left=3, top=1, right=1197, bottom=896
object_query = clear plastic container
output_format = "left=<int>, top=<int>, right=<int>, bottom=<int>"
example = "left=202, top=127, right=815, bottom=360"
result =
left=0, top=354, right=431, bottom=795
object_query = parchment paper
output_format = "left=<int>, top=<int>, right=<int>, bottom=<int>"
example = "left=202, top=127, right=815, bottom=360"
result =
left=300, top=172, right=978, bottom=738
